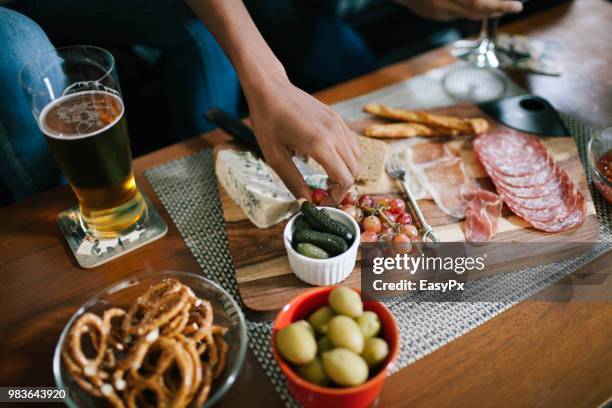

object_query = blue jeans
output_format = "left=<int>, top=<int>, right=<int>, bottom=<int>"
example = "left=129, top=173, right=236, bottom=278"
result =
left=0, top=2, right=240, bottom=202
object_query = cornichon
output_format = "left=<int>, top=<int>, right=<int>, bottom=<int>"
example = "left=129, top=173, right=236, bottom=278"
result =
left=296, top=243, right=330, bottom=259
left=301, top=201, right=354, bottom=243
left=294, top=229, right=348, bottom=256
left=292, top=214, right=311, bottom=243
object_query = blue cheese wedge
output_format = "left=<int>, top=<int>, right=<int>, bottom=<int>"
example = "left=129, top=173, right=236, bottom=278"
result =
left=216, top=150, right=300, bottom=228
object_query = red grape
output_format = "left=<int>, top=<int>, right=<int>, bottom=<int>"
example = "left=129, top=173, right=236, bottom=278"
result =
left=340, top=205, right=359, bottom=222
left=389, top=198, right=406, bottom=214
left=392, top=233, right=411, bottom=243
left=381, top=211, right=397, bottom=224
left=363, top=215, right=382, bottom=233
left=396, top=212, right=412, bottom=225
left=341, top=191, right=357, bottom=206
left=360, top=231, right=378, bottom=243
left=358, top=195, right=374, bottom=207
left=311, top=188, right=328, bottom=205
left=381, top=226, right=394, bottom=236
left=376, top=197, right=391, bottom=207
left=400, top=224, right=419, bottom=239
left=379, top=233, right=394, bottom=243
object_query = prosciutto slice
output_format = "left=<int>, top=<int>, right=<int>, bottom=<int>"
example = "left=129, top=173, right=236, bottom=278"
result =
left=474, top=130, right=585, bottom=233
left=462, top=187, right=503, bottom=244
left=418, top=157, right=474, bottom=219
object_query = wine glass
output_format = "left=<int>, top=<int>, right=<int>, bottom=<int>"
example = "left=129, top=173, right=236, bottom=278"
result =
left=442, top=15, right=511, bottom=102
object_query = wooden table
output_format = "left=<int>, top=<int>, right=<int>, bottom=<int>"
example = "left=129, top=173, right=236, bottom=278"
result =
left=1, top=0, right=611, bottom=406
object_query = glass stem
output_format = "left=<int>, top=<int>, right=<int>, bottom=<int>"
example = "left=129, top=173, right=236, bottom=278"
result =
left=480, top=16, right=500, bottom=43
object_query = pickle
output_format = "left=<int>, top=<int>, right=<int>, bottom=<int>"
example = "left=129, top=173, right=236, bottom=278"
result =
left=296, top=243, right=330, bottom=259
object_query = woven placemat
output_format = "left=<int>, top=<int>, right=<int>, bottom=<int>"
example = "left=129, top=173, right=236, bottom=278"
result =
left=145, top=63, right=611, bottom=407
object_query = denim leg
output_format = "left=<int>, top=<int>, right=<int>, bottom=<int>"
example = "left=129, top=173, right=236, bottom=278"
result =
left=0, top=7, right=63, bottom=202
left=16, top=0, right=241, bottom=140
left=163, top=17, right=241, bottom=138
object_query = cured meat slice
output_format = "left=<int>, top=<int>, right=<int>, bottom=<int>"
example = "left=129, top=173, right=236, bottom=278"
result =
left=480, top=153, right=554, bottom=182
left=461, top=187, right=503, bottom=244
left=473, top=130, right=586, bottom=233
left=475, top=129, right=550, bottom=176
left=400, top=141, right=458, bottom=200
left=418, top=157, right=475, bottom=219
left=483, top=158, right=555, bottom=188
left=493, top=166, right=566, bottom=198
left=409, top=141, right=455, bottom=165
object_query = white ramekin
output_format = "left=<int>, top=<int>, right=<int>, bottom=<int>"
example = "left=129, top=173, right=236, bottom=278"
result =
left=284, top=207, right=360, bottom=286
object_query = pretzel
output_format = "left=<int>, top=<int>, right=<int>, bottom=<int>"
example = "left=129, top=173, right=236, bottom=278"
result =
left=123, top=281, right=191, bottom=336
left=63, top=279, right=229, bottom=408
left=125, top=337, right=194, bottom=408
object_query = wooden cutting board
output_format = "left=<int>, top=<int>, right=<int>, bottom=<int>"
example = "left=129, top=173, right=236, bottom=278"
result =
left=217, top=104, right=599, bottom=320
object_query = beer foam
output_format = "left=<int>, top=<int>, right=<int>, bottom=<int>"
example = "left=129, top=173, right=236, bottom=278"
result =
left=40, top=90, right=124, bottom=140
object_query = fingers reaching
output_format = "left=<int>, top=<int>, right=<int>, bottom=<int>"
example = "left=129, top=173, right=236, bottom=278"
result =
left=455, top=0, right=523, bottom=18
left=263, top=146, right=312, bottom=201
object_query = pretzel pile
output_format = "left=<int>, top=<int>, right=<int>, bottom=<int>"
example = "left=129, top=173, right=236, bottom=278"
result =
left=62, top=279, right=229, bottom=408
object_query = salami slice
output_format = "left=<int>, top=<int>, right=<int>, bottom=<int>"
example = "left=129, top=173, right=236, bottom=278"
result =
left=475, top=130, right=550, bottom=176
left=474, top=130, right=585, bottom=233
left=481, top=156, right=555, bottom=187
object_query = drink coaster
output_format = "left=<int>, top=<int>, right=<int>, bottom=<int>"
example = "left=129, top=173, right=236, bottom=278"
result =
left=57, top=195, right=168, bottom=268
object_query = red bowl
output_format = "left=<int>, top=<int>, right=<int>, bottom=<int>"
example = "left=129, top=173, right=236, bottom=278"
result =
left=272, top=286, right=399, bottom=408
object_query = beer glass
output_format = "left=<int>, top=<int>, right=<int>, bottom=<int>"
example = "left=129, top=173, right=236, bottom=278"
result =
left=19, top=46, right=147, bottom=239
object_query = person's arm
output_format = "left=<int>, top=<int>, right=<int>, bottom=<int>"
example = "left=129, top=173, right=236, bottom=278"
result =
left=394, top=0, right=523, bottom=21
left=186, top=0, right=360, bottom=204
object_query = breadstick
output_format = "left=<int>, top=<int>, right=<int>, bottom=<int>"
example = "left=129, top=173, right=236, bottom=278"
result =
left=363, top=103, right=489, bottom=135
left=364, top=123, right=459, bottom=138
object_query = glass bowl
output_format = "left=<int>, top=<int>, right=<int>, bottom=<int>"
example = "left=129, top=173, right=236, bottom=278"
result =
left=53, top=271, right=248, bottom=407
left=587, top=127, right=612, bottom=204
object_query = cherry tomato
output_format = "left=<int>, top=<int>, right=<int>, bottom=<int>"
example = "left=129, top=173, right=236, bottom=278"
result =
left=363, top=215, right=382, bottom=233
left=389, top=198, right=406, bottom=214
left=392, top=233, right=411, bottom=243
left=341, top=191, right=357, bottom=206
left=358, top=195, right=374, bottom=207
left=360, top=231, right=378, bottom=243
left=400, top=224, right=419, bottom=239
left=311, top=188, right=328, bottom=205
left=396, top=212, right=413, bottom=225
left=340, top=205, right=359, bottom=222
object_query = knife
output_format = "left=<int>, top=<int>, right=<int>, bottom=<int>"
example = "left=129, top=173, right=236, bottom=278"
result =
left=205, top=108, right=262, bottom=156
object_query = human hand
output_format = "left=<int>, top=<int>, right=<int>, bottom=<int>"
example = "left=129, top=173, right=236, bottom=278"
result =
left=246, top=79, right=360, bottom=204
left=396, top=0, right=523, bottom=21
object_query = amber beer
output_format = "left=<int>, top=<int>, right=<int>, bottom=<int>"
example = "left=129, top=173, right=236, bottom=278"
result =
left=40, top=91, right=145, bottom=238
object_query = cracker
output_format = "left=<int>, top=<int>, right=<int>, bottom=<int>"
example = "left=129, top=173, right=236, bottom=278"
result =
left=354, top=134, right=388, bottom=181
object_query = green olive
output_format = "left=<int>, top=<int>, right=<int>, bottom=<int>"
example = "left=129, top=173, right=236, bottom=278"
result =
left=294, top=319, right=315, bottom=337
left=329, top=287, right=363, bottom=317
left=296, top=357, right=329, bottom=386
left=317, top=336, right=333, bottom=354
left=308, top=306, right=334, bottom=335
left=276, top=322, right=317, bottom=365
left=355, top=311, right=381, bottom=338
left=327, top=315, right=364, bottom=354
left=361, top=337, right=389, bottom=367
left=322, top=348, right=368, bottom=387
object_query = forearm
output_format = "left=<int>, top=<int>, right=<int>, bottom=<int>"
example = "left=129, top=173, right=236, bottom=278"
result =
left=185, top=0, right=288, bottom=102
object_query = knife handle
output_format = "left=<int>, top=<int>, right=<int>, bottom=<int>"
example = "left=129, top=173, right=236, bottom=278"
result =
left=205, top=108, right=262, bottom=155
